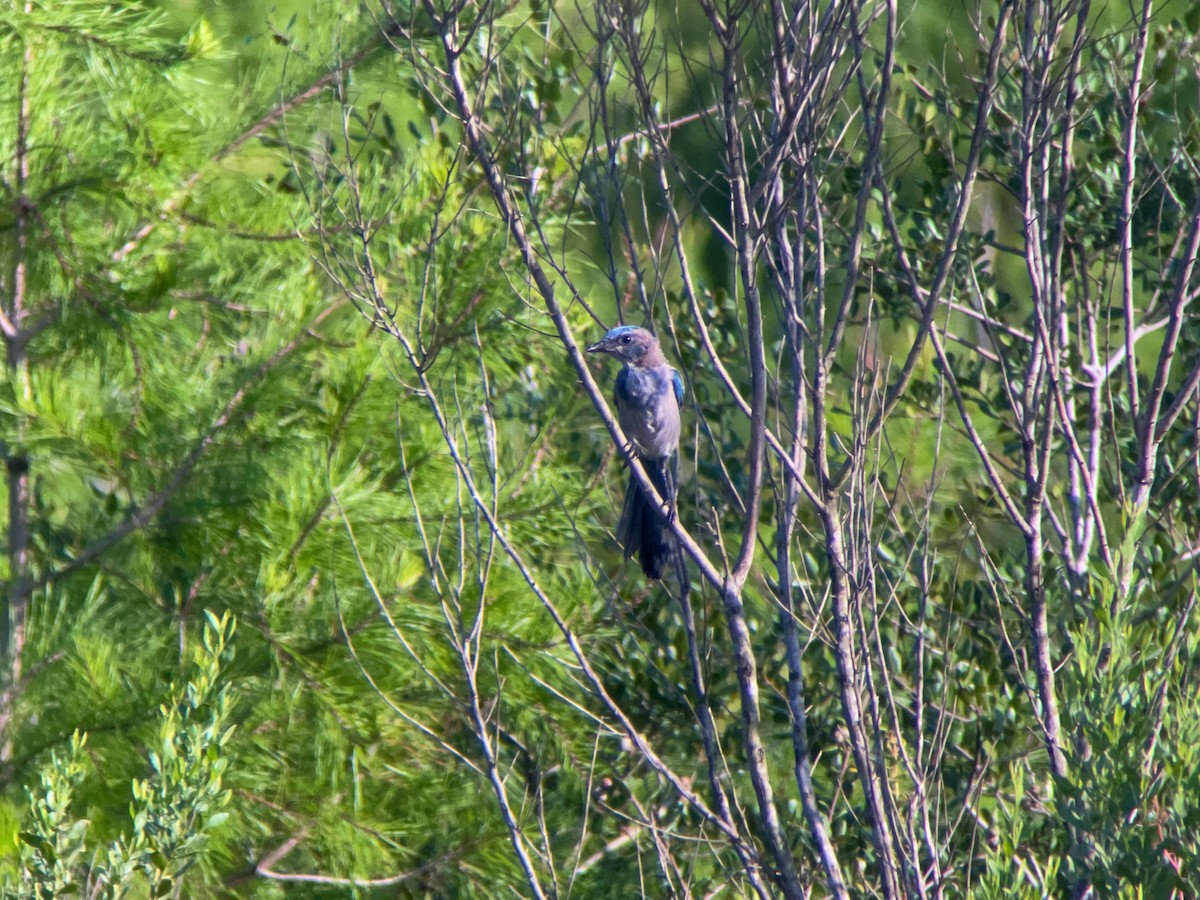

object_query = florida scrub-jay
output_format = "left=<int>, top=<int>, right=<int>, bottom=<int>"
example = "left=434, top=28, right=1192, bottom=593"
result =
left=586, top=326, right=683, bottom=579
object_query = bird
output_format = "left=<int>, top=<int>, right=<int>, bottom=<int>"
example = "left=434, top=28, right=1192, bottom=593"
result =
left=586, top=325, right=683, bottom=579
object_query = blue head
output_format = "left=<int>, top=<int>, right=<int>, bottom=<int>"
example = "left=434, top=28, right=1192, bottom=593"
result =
left=585, top=325, right=664, bottom=367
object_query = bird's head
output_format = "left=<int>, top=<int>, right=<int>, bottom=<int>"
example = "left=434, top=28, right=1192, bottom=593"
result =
left=586, top=326, right=661, bottom=366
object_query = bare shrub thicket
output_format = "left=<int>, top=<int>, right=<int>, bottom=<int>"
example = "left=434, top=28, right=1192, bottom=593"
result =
left=308, top=0, right=1200, bottom=895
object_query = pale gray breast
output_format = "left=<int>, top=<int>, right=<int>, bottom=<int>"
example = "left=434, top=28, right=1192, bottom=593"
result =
left=617, top=367, right=680, bottom=459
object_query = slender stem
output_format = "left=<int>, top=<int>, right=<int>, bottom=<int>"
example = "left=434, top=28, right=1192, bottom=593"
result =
left=1117, top=0, right=1154, bottom=426
left=778, top=472, right=847, bottom=898
left=409, top=5, right=767, bottom=870
left=675, top=553, right=772, bottom=900
left=692, top=3, right=804, bottom=893
left=836, top=1, right=1014, bottom=491
left=462, top=650, right=549, bottom=900
left=1, top=3, right=34, bottom=760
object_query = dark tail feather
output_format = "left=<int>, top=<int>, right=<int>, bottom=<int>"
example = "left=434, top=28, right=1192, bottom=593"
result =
left=616, top=459, right=675, bottom=579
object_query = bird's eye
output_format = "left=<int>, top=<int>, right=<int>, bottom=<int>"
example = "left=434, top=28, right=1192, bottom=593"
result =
left=621, top=335, right=632, bottom=344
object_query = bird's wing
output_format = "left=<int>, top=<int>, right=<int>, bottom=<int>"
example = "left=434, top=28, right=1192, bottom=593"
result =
left=614, top=366, right=631, bottom=408
left=671, top=369, right=684, bottom=407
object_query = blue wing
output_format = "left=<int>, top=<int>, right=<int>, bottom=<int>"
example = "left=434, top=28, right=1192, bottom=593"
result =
left=614, top=366, right=631, bottom=408
left=671, top=369, right=683, bottom=407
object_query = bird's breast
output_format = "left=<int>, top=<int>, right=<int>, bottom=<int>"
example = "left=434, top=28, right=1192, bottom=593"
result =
left=616, top=368, right=680, bottom=459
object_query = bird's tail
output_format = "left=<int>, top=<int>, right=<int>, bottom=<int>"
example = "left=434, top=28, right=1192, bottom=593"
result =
left=616, top=458, right=675, bottom=580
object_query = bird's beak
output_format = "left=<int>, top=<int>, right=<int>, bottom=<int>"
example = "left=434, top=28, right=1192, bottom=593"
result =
left=585, top=340, right=607, bottom=354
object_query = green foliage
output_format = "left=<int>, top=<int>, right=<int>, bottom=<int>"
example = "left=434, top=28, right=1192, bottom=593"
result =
left=0, top=0, right=1197, bottom=896
left=10, top=734, right=89, bottom=899
left=6, top=612, right=235, bottom=898
left=1054, top=585, right=1200, bottom=897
